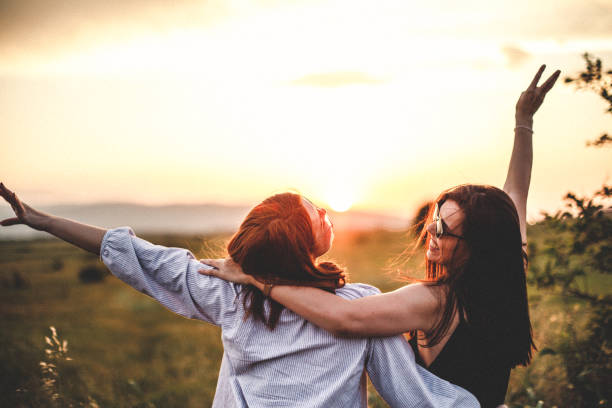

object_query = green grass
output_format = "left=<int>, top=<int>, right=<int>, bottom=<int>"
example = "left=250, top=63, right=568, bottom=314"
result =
left=0, top=226, right=609, bottom=407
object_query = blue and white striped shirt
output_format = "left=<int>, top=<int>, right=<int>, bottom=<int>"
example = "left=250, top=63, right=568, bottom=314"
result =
left=101, top=227, right=479, bottom=407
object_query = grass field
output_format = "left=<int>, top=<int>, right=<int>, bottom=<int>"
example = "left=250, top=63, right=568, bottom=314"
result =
left=0, top=226, right=609, bottom=407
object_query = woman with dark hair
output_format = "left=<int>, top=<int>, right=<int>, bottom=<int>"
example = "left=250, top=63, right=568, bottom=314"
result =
left=200, top=65, right=561, bottom=407
left=0, top=187, right=478, bottom=407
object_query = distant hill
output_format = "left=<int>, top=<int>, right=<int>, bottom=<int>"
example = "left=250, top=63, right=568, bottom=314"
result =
left=0, top=203, right=410, bottom=240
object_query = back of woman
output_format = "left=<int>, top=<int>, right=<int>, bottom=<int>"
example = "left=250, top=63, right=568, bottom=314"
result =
left=409, top=318, right=511, bottom=407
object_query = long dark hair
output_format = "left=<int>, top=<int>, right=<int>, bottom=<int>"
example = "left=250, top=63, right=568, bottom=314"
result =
left=228, top=192, right=346, bottom=330
left=417, top=184, right=535, bottom=368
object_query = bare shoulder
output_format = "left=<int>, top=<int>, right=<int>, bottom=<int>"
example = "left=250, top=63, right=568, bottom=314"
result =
left=390, top=283, right=442, bottom=330
left=394, top=282, right=440, bottom=303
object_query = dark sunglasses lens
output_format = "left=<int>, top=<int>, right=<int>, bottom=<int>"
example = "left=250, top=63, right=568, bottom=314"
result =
left=433, top=204, right=442, bottom=238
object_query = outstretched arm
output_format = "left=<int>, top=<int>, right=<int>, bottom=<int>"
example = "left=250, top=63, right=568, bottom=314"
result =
left=0, top=183, right=235, bottom=326
left=504, top=65, right=560, bottom=243
left=199, top=258, right=440, bottom=337
left=0, top=183, right=106, bottom=254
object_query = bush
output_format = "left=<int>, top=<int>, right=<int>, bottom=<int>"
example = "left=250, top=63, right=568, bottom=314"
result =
left=78, top=265, right=107, bottom=284
left=51, top=258, right=64, bottom=272
left=526, top=186, right=611, bottom=407
left=1, top=270, right=31, bottom=289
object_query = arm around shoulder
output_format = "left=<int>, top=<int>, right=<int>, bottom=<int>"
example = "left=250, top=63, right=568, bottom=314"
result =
left=336, top=283, right=440, bottom=337
left=270, top=282, right=440, bottom=337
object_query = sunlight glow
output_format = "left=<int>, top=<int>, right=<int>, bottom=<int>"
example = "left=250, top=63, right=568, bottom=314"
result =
left=1, top=0, right=610, bottom=220
left=324, top=178, right=357, bottom=213
left=327, top=193, right=354, bottom=213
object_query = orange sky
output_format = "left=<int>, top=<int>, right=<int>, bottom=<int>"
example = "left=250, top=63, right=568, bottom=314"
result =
left=1, top=0, right=611, bottom=220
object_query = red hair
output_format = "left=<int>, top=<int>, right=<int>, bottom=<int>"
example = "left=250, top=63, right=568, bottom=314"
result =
left=228, top=192, right=346, bottom=329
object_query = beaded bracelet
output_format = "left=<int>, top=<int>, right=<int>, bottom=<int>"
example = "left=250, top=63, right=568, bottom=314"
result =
left=515, top=125, right=534, bottom=133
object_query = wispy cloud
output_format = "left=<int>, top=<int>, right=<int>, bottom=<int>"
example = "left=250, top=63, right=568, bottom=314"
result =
left=501, top=45, right=531, bottom=68
left=290, top=71, right=385, bottom=87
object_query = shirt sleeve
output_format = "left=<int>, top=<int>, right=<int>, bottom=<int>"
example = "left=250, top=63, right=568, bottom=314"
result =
left=366, top=335, right=480, bottom=408
left=100, top=227, right=239, bottom=328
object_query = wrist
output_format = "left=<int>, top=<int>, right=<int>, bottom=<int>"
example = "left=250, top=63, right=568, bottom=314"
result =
left=34, top=212, right=54, bottom=232
left=250, top=276, right=265, bottom=290
left=515, top=116, right=533, bottom=128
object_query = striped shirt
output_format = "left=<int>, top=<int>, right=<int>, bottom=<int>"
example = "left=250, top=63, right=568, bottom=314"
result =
left=101, top=227, right=479, bottom=408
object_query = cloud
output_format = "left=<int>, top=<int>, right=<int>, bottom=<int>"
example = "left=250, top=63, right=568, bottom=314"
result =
left=501, top=45, right=531, bottom=68
left=551, top=0, right=612, bottom=39
left=290, top=71, right=385, bottom=87
left=0, top=0, right=232, bottom=60
left=2, top=0, right=612, bottom=77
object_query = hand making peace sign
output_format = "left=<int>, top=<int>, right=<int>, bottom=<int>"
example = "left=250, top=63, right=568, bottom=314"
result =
left=515, top=65, right=561, bottom=126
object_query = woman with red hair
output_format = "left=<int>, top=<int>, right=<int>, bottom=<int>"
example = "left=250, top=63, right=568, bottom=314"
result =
left=225, top=192, right=345, bottom=330
left=200, top=65, right=561, bottom=407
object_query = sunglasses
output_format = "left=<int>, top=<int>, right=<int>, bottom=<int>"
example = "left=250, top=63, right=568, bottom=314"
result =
left=432, top=203, right=464, bottom=240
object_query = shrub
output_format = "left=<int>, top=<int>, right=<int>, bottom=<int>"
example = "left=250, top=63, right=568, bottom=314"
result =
left=51, top=258, right=64, bottom=272
left=78, top=265, right=107, bottom=284
left=527, top=186, right=611, bottom=407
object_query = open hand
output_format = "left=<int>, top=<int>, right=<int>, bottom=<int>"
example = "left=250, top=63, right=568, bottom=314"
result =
left=198, top=258, right=255, bottom=285
left=0, top=183, right=49, bottom=231
left=515, top=65, right=561, bottom=126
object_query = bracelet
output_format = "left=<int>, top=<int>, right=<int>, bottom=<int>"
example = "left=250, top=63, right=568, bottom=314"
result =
left=263, top=283, right=274, bottom=297
left=515, top=125, right=534, bottom=133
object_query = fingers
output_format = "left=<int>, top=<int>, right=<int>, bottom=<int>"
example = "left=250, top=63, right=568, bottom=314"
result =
left=1, top=217, right=22, bottom=226
left=528, top=64, right=546, bottom=90
left=198, top=267, right=218, bottom=276
left=540, top=69, right=561, bottom=94
left=0, top=182, right=11, bottom=201
left=199, top=258, right=224, bottom=268
left=0, top=182, right=25, bottom=217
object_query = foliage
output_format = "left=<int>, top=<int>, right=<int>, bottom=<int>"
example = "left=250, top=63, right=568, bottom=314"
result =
left=12, top=326, right=99, bottom=408
left=40, top=326, right=70, bottom=405
left=527, top=186, right=611, bottom=407
left=530, top=186, right=612, bottom=302
left=554, top=305, right=611, bottom=407
left=3, top=269, right=31, bottom=289
left=564, top=52, right=612, bottom=147
left=51, top=258, right=64, bottom=272
left=0, top=236, right=232, bottom=407
left=77, top=265, right=107, bottom=284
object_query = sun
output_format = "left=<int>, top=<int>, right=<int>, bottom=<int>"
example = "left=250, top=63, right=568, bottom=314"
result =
left=323, top=175, right=359, bottom=213
left=327, top=191, right=354, bottom=212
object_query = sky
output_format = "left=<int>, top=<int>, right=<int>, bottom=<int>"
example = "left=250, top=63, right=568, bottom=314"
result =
left=1, top=0, right=611, bottom=220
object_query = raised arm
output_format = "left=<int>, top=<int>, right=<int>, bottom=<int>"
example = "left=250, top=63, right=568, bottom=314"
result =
left=504, top=65, right=560, bottom=243
left=199, top=258, right=440, bottom=336
left=0, top=183, right=106, bottom=254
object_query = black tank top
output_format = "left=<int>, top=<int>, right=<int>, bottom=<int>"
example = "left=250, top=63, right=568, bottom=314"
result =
left=409, top=320, right=511, bottom=408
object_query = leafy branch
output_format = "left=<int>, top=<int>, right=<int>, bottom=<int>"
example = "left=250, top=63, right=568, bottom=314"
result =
left=530, top=186, right=612, bottom=305
left=564, top=53, right=612, bottom=147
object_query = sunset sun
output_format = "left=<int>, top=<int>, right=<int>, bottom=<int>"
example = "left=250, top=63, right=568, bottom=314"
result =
left=327, top=191, right=355, bottom=212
